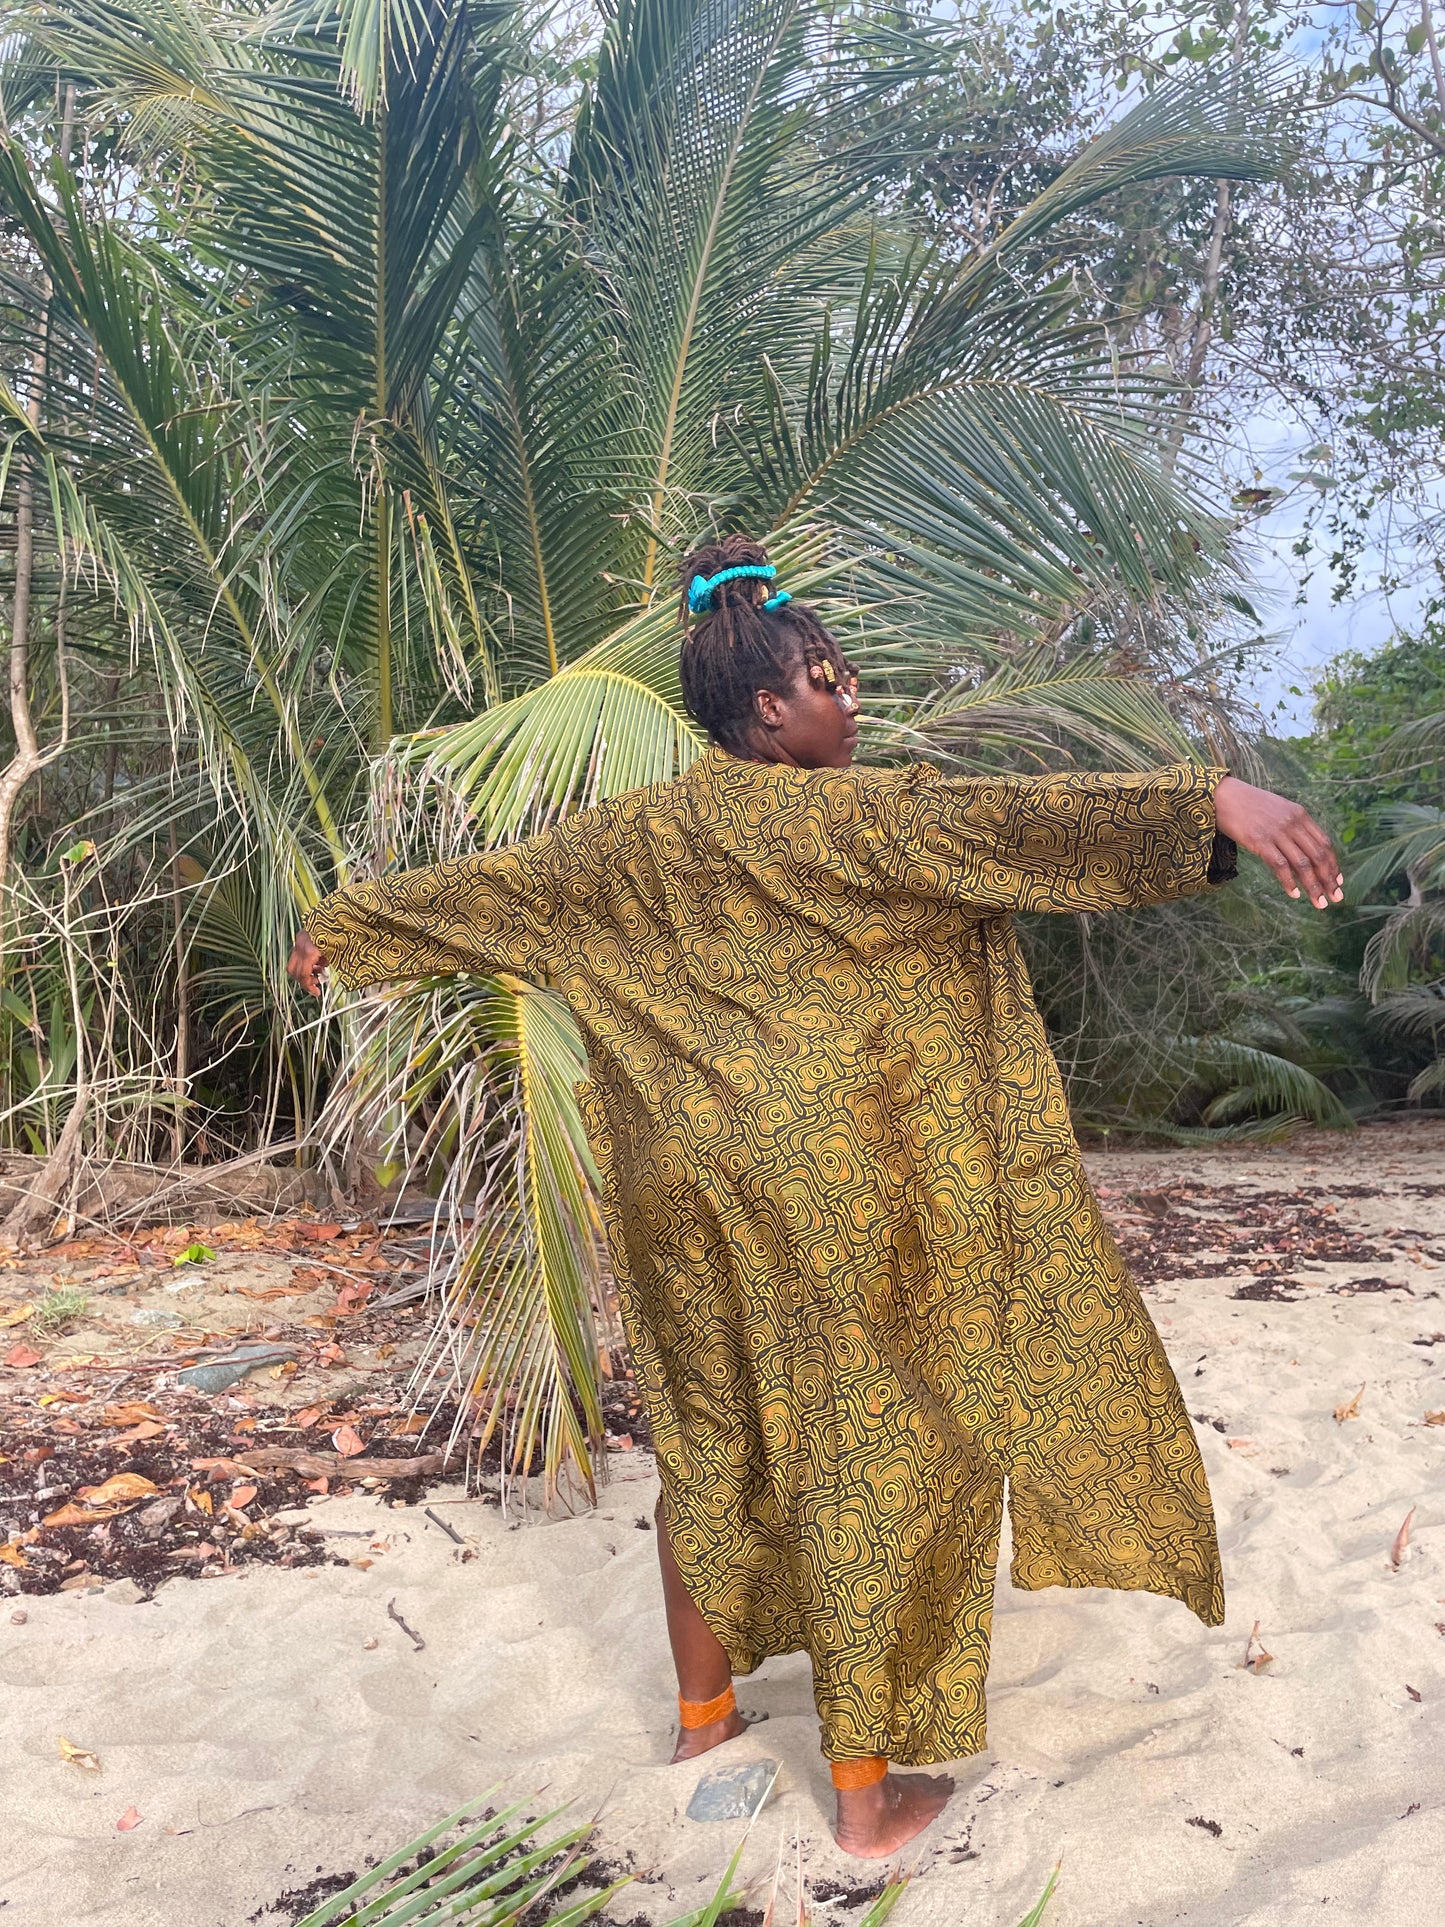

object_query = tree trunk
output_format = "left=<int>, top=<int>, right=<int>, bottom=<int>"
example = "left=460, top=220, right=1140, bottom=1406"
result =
left=1160, top=5, right=1247, bottom=475
left=0, top=1084, right=86, bottom=1244
left=169, top=818, right=189, bottom=1164
left=0, top=83, right=83, bottom=1240
left=0, top=84, right=75, bottom=957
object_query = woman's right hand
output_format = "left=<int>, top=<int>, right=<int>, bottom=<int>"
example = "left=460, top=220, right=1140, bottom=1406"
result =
left=1213, top=776, right=1343, bottom=909
left=286, top=931, right=328, bottom=995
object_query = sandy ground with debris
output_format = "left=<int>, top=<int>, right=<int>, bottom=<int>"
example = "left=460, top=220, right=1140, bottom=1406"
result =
left=3, top=1119, right=1444, bottom=1927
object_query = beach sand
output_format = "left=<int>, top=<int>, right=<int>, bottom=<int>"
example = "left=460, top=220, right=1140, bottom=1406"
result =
left=3, top=1122, right=1443, bottom=1926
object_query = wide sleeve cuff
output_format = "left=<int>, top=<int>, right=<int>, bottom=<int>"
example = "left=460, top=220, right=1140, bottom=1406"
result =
left=1206, top=832, right=1238, bottom=886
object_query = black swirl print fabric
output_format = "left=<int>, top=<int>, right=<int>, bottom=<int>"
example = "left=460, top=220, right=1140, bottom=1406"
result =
left=309, top=750, right=1231, bottom=1765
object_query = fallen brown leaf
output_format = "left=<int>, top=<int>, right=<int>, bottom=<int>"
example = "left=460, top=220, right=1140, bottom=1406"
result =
left=114, top=1421, right=167, bottom=1444
left=0, top=1304, right=34, bottom=1326
left=1406, top=1684, right=1423, bottom=1702
left=77, top=1473, right=160, bottom=1507
left=241, top=1445, right=451, bottom=1480
left=190, top=1456, right=263, bottom=1480
left=116, top=1807, right=142, bottom=1832
left=1333, top=1384, right=1365, bottom=1423
left=332, top=1424, right=367, bottom=1458
left=0, top=1541, right=29, bottom=1569
left=102, top=1401, right=164, bottom=1427
left=1425, top=1411, right=1445, bottom=1427
left=58, top=1736, right=100, bottom=1771
left=296, top=1222, right=343, bottom=1243
left=1243, top=1620, right=1274, bottom=1673
left=43, top=1501, right=130, bottom=1527
left=4, top=1343, right=42, bottom=1368
left=1390, top=1506, right=1416, bottom=1570
left=229, top=1485, right=258, bottom=1509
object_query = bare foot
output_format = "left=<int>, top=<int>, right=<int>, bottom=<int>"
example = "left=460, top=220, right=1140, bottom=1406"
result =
left=833, top=1770, right=954, bottom=1858
left=670, top=1706, right=767, bottom=1763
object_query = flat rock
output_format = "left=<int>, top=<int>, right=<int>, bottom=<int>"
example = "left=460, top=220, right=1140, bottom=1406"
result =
left=685, top=1758, right=779, bottom=1823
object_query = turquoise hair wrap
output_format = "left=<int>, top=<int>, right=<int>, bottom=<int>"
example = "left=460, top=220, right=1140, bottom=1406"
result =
left=688, top=563, right=791, bottom=616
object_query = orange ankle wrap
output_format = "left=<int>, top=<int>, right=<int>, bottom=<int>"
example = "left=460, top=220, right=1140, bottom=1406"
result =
left=678, top=1685, right=736, bottom=1730
left=830, top=1757, right=888, bottom=1790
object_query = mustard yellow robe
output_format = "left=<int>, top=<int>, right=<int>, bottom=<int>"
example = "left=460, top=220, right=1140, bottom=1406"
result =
left=308, top=751, right=1231, bottom=1764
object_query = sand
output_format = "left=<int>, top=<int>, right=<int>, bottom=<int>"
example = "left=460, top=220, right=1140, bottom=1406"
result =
left=3, top=1122, right=1443, bottom=1927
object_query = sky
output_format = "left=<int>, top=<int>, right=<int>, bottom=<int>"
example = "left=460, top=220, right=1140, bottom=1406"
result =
left=1225, top=394, right=1438, bottom=737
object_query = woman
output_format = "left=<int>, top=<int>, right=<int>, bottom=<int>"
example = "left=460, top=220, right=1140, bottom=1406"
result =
left=289, top=537, right=1342, bottom=1859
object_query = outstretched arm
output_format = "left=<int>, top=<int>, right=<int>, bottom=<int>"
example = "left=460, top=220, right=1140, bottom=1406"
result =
left=874, top=762, right=1340, bottom=914
left=286, top=832, right=584, bottom=996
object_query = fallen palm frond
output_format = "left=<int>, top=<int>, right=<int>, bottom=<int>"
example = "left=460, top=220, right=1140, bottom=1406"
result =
left=289, top=1791, right=1057, bottom=1927
left=291, top=1794, right=630, bottom=1927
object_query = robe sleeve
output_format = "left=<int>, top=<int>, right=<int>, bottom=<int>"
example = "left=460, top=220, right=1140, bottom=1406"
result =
left=877, top=760, right=1236, bottom=913
left=304, top=826, right=583, bottom=991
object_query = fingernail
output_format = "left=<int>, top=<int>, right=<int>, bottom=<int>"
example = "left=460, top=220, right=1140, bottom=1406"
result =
left=1288, top=888, right=1300, bottom=898
left=1317, top=897, right=1327, bottom=908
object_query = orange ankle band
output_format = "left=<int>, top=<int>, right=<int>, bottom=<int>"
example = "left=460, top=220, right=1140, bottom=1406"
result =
left=678, top=1685, right=736, bottom=1730
left=831, top=1756, right=888, bottom=1790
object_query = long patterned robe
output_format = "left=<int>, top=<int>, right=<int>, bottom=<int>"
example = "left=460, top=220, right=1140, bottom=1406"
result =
left=308, top=750, right=1232, bottom=1764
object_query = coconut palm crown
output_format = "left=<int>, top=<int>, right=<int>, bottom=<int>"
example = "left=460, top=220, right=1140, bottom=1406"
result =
left=0, top=0, right=1284, bottom=1489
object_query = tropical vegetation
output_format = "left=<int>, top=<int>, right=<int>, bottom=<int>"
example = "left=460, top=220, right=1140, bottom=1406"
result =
left=286, top=1790, right=1058, bottom=1927
left=0, top=0, right=1439, bottom=1492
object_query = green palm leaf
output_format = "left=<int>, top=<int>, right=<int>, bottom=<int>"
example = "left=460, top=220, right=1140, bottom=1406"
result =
left=1189, top=1035, right=1354, bottom=1130
left=326, top=970, right=604, bottom=1497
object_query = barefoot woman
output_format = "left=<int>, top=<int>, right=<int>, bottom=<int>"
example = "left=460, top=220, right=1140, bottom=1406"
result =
left=289, top=537, right=1341, bottom=1858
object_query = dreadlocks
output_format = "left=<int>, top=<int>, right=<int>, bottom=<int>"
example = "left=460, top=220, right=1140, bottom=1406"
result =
left=678, top=535, right=853, bottom=758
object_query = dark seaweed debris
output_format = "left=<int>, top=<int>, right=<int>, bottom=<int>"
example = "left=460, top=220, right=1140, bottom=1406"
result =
left=1104, top=1184, right=1391, bottom=1285
left=808, top=1876, right=891, bottom=1909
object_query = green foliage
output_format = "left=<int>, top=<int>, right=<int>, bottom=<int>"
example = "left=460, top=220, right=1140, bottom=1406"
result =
left=0, top=0, right=1294, bottom=1489
left=1310, top=618, right=1445, bottom=844
left=1294, top=618, right=1445, bottom=1111
left=30, top=1285, right=89, bottom=1331
left=292, top=1795, right=633, bottom=1927
left=288, top=1792, right=1056, bottom=1927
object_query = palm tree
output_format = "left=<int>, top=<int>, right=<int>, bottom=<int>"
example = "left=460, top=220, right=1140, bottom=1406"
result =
left=1349, top=803, right=1445, bottom=1104
left=0, top=0, right=1283, bottom=1488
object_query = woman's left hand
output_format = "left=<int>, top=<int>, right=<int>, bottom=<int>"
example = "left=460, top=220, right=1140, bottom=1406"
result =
left=1213, top=776, right=1343, bottom=909
left=286, top=931, right=328, bottom=995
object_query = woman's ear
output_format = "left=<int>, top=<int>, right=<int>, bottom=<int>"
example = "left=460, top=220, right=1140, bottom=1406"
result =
left=754, top=686, right=786, bottom=729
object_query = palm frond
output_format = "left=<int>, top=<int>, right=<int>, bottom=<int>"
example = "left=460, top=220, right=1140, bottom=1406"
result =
left=324, top=970, right=604, bottom=1498
left=1190, top=1035, right=1354, bottom=1130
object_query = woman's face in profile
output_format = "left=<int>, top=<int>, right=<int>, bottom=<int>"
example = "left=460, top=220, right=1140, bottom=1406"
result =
left=751, top=659, right=860, bottom=769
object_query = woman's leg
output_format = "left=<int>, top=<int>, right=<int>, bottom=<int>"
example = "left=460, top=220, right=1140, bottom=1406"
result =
left=656, top=1499, right=749, bottom=1761
left=657, top=1502, right=950, bottom=1848
left=831, top=1765, right=955, bottom=1859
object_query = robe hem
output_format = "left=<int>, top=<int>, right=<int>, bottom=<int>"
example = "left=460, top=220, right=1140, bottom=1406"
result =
left=1007, top=1559, right=1224, bottom=1628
